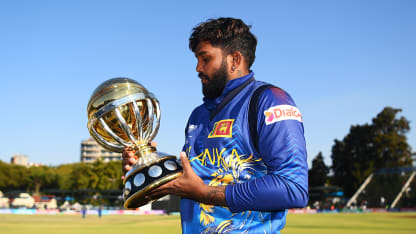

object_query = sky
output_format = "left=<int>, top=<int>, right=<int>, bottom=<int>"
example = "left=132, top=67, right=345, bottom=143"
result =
left=0, top=0, right=415, bottom=167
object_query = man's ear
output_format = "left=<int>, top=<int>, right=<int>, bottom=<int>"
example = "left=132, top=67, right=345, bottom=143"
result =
left=232, top=51, right=243, bottom=68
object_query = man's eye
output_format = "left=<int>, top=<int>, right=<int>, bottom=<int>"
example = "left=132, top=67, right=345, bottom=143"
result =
left=203, top=58, right=209, bottom=63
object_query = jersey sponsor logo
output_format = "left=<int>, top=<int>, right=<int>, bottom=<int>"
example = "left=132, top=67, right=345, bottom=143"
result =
left=208, top=119, right=234, bottom=138
left=187, top=124, right=198, bottom=134
left=264, top=105, right=302, bottom=125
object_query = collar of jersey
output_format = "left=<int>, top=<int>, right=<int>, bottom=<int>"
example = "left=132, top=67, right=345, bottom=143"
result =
left=203, top=72, right=255, bottom=111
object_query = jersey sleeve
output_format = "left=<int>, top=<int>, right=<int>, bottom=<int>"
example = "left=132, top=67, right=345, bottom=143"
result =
left=225, top=87, right=309, bottom=212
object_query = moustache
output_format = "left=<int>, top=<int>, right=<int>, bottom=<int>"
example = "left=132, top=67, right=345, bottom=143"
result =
left=198, top=73, right=209, bottom=80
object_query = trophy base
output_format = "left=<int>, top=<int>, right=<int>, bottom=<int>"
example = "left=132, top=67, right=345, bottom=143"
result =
left=123, top=155, right=183, bottom=209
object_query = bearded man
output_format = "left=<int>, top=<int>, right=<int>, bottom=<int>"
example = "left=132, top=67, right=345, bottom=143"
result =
left=123, top=17, right=308, bottom=233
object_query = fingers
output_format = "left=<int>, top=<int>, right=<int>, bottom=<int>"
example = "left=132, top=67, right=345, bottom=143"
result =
left=122, top=156, right=136, bottom=169
left=123, top=164, right=133, bottom=174
left=122, top=150, right=136, bottom=159
left=180, top=152, right=192, bottom=172
left=122, top=150, right=137, bottom=174
left=150, top=141, right=157, bottom=147
left=145, top=182, right=172, bottom=200
left=122, top=160, right=134, bottom=173
left=122, top=156, right=136, bottom=165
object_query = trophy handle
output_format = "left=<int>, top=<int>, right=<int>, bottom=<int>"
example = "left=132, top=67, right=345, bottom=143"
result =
left=144, top=98, right=161, bottom=141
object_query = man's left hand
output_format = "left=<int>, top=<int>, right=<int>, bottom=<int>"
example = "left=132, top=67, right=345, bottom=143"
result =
left=145, top=152, right=227, bottom=206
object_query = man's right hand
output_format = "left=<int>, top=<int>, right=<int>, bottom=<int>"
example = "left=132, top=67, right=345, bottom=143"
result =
left=121, top=142, right=157, bottom=179
left=122, top=150, right=138, bottom=176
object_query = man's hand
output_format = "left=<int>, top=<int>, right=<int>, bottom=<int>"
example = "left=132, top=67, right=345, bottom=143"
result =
left=122, top=150, right=137, bottom=176
left=122, top=142, right=157, bottom=179
left=145, top=152, right=228, bottom=207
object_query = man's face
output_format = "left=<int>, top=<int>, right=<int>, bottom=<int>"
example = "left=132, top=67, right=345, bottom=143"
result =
left=194, top=41, right=230, bottom=99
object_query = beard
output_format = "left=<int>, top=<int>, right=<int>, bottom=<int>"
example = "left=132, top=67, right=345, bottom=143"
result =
left=199, top=58, right=229, bottom=99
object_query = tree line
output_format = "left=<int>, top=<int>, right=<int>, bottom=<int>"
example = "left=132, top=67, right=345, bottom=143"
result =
left=0, top=160, right=123, bottom=206
left=309, top=107, right=415, bottom=207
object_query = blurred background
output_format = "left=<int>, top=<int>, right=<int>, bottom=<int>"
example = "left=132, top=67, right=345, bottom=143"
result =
left=0, top=0, right=415, bottom=214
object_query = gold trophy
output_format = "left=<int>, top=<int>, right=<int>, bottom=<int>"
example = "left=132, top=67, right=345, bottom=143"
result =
left=87, top=77, right=182, bottom=208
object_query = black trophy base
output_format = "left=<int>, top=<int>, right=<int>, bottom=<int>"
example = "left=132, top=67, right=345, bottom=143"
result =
left=123, top=156, right=183, bottom=209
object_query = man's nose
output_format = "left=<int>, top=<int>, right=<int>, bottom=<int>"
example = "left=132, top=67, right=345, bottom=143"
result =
left=196, top=62, right=203, bottom=73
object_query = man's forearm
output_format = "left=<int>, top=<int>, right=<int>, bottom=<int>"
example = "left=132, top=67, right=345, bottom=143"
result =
left=197, top=185, right=228, bottom=207
left=225, top=174, right=309, bottom=212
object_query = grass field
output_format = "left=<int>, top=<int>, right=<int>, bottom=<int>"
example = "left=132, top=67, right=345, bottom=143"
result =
left=284, top=212, right=416, bottom=234
left=0, top=212, right=415, bottom=234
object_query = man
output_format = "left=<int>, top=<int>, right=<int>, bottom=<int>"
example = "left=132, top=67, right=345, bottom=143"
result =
left=123, top=17, right=308, bottom=233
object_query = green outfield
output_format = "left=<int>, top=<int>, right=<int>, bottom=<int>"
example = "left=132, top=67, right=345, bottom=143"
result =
left=285, top=212, right=416, bottom=234
left=0, top=212, right=415, bottom=234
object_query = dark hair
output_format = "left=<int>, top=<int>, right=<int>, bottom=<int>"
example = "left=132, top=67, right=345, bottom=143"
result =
left=189, top=17, right=257, bottom=69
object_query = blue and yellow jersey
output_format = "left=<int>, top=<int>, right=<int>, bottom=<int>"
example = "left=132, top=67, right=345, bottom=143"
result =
left=181, top=72, right=308, bottom=234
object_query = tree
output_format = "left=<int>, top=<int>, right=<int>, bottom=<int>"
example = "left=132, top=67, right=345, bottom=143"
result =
left=68, top=160, right=123, bottom=205
left=69, top=163, right=94, bottom=190
left=372, top=107, right=413, bottom=168
left=55, top=163, right=77, bottom=191
left=29, top=166, right=58, bottom=195
left=308, top=152, right=329, bottom=187
left=331, top=107, right=413, bottom=197
left=93, top=160, right=123, bottom=191
left=0, top=161, right=10, bottom=190
left=8, top=164, right=31, bottom=192
left=331, top=123, right=375, bottom=197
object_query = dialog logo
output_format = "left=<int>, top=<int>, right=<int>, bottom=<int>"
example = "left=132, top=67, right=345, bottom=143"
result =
left=208, top=119, right=234, bottom=138
left=264, top=105, right=302, bottom=125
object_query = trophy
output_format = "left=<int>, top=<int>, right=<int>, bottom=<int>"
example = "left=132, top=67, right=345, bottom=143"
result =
left=87, top=77, right=182, bottom=208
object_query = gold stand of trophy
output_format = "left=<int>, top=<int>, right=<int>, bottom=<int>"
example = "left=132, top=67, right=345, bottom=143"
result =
left=87, top=78, right=182, bottom=208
